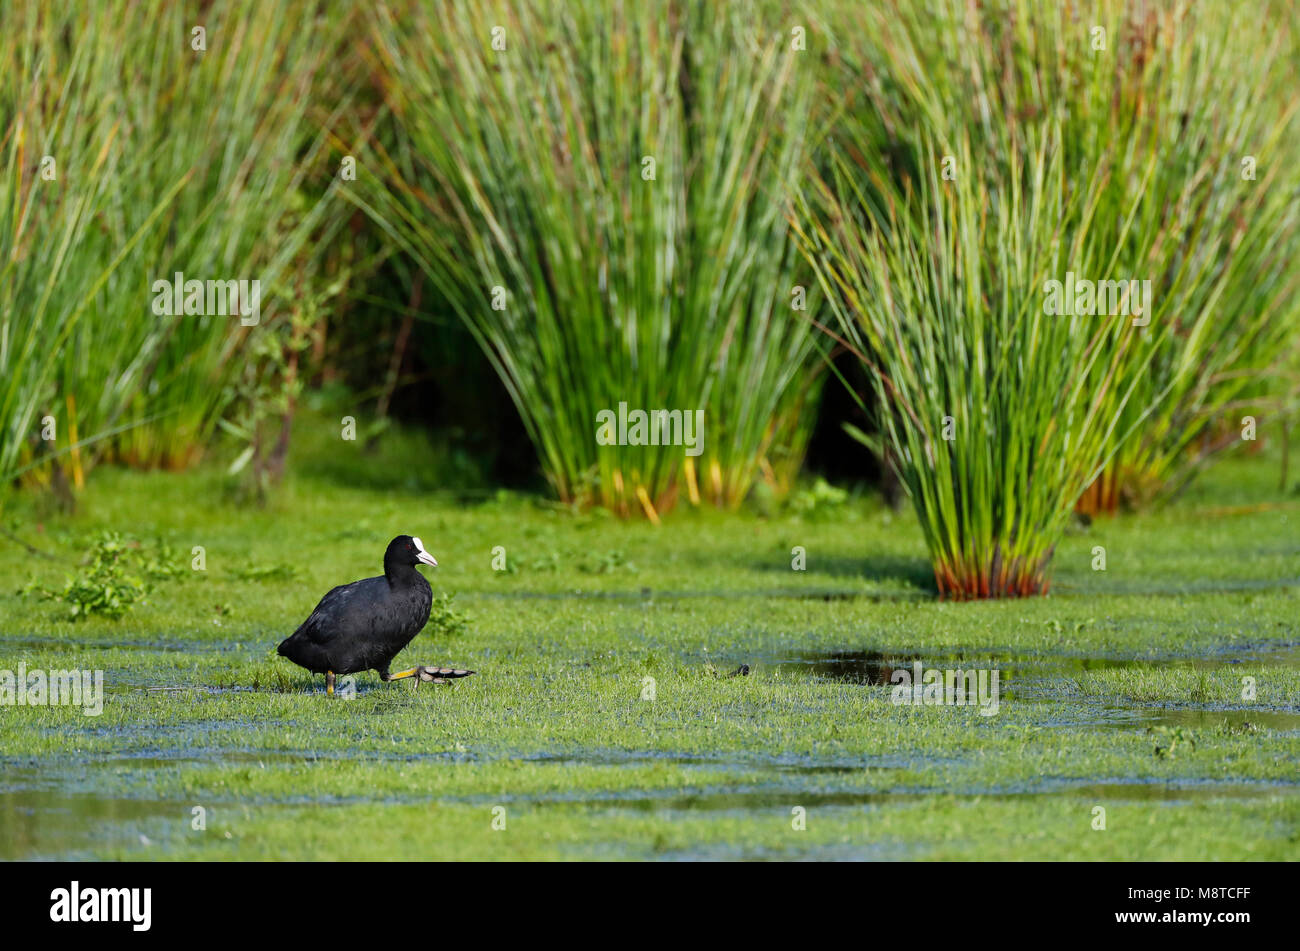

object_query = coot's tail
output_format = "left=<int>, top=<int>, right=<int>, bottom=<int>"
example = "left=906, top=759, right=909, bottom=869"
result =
left=277, top=629, right=320, bottom=670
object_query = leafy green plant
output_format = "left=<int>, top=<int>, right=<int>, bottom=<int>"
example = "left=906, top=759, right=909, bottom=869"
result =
left=424, top=592, right=470, bottom=640
left=220, top=269, right=352, bottom=501
left=789, top=478, right=849, bottom=520
left=1150, top=725, right=1196, bottom=759
left=576, top=549, right=635, bottom=575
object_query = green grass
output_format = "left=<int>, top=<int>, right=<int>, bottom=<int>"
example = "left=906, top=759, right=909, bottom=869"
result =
left=1072, top=666, right=1300, bottom=706
left=0, top=413, right=1297, bottom=859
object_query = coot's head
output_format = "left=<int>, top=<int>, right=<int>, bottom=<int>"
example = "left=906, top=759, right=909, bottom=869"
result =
left=386, top=534, right=438, bottom=569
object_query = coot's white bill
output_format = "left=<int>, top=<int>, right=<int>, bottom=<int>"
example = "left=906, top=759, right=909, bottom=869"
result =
left=413, top=536, right=438, bottom=567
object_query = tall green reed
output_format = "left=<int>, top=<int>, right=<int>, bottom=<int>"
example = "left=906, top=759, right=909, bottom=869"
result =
left=814, top=0, right=1300, bottom=513
left=797, top=133, right=1154, bottom=597
left=1, top=0, right=345, bottom=500
left=354, top=0, right=822, bottom=516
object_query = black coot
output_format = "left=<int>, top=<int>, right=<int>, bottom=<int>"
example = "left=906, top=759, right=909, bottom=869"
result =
left=277, top=535, right=474, bottom=695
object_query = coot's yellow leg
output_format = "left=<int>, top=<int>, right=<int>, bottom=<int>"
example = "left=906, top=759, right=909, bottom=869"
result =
left=326, top=671, right=335, bottom=696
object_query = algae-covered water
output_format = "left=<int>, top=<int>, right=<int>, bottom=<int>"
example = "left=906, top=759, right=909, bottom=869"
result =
left=1, top=439, right=1296, bottom=860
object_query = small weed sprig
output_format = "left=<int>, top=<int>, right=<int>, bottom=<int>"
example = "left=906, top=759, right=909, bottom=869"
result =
left=20, top=531, right=181, bottom=620
left=425, top=593, right=470, bottom=640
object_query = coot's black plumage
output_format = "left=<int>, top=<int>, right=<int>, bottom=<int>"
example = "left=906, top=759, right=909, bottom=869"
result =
left=277, top=535, right=473, bottom=695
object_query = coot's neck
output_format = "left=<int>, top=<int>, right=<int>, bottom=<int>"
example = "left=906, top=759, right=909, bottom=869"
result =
left=383, top=557, right=424, bottom=589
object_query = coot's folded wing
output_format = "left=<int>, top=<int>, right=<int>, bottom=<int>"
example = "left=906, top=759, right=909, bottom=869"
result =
left=293, top=577, right=384, bottom=645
